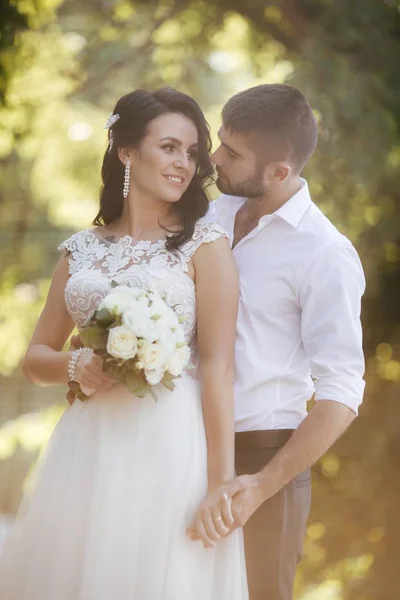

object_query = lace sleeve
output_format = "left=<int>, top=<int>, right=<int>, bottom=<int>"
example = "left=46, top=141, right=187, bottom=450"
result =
left=57, top=229, right=100, bottom=276
left=58, top=234, right=74, bottom=254
left=180, top=220, right=229, bottom=261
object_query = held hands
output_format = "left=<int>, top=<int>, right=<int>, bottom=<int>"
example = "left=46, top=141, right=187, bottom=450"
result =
left=187, top=474, right=267, bottom=547
left=187, top=484, right=235, bottom=549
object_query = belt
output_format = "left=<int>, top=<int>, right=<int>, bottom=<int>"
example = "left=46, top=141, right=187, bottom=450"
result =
left=235, top=429, right=294, bottom=450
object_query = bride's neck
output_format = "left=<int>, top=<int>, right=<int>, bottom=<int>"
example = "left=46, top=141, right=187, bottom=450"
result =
left=116, top=192, right=177, bottom=239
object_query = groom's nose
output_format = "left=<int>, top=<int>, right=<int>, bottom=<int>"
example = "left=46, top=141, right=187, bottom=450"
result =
left=210, top=145, right=222, bottom=165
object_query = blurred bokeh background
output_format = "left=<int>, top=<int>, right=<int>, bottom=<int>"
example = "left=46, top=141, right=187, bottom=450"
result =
left=1, top=0, right=399, bottom=598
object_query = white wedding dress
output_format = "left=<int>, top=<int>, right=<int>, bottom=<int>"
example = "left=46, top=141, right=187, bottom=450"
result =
left=0, top=222, right=248, bottom=600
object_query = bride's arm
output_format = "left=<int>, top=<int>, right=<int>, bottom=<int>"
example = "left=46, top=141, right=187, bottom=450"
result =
left=23, top=253, right=113, bottom=391
left=190, top=236, right=239, bottom=546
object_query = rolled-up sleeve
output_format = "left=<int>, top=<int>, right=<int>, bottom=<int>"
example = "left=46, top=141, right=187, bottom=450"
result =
left=299, top=238, right=366, bottom=414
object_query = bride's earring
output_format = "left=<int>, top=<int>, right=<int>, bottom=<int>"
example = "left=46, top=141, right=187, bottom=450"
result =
left=123, top=160, right=131, bottom=198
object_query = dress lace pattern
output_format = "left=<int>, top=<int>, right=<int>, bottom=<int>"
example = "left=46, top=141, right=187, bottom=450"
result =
left=58, top=220, right=227, bottom=344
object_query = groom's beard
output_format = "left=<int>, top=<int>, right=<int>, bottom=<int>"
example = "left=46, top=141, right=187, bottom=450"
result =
left=216, top=169, right=265, bottom=198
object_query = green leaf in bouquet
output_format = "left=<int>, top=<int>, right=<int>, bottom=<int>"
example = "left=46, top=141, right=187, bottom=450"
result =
left=125, top=371, right=149, bottom=398
left=149, top=387, right=159, bottom=402
left=87, top=314, right=98, bottom=326
left=161, top=371, right=176, bottom=392
left=119, top=357, right=134, bottom=372
left=125, top=358, right=140, bottom=372
left=110, top=280, right=120, bottom=289
left=103, top=360, right=126, bottom=383
left=162, top=371, right=175, bottom=381
left=161, top=379, right=176, bottom=392
left=133, top=385, right=149, bottom=398
left=79, top=326, right=108, bottom=350
left=96, top=308, right=114, bottom=326
left=78, top=327, right=91, bottom=346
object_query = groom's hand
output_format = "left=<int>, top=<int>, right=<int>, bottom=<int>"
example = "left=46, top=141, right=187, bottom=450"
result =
left=221, top=474, right=267, bottom=530
left=66, top=334, right=83, bottom=405
left=188, top=474, right=268, bottom=542
left=194, top=474, right=267, bottom=538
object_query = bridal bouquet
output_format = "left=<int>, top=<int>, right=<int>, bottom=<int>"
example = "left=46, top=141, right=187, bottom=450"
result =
left=77, top=282, right=191, bottom=399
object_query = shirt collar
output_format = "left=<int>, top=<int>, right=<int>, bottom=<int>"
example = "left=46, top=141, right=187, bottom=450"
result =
left=271, top=178, right=311, bottom=228
left=216, top=178, right=312, bottom=231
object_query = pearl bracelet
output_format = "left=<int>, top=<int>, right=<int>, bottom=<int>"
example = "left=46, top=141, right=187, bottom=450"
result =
left=68, top=348, right=89, bottom=382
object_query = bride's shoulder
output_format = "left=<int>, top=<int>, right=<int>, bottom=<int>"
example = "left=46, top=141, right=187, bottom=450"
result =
left=179, top=218, right=229, bottom=261
left=192, top=218, right=228, bottom=242
left=57, top=228, right=107, bottom=277
left=57, top=227, right=99, bottom=254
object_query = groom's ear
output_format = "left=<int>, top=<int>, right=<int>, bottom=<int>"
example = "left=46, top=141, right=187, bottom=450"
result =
left=273, top=162, right=291, bottom=183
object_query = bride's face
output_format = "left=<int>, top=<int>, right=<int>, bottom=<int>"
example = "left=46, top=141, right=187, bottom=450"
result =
left=128, top=112, right=199, bottom=204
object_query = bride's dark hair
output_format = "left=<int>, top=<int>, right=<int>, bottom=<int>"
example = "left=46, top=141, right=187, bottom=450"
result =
left=93, top=87, right=214, bottom=251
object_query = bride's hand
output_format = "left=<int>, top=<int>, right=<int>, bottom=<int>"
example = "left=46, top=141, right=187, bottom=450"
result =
left=74, top=350, right=115, bottom=394
left=187, top=484, right=235, bottom=549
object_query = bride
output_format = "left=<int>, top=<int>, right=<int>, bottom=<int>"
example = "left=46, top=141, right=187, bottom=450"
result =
left=0, top=87, right=248, bottom=599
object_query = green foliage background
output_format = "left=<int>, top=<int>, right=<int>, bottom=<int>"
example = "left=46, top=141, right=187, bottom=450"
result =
left=0, top=1, right=399, bottom=598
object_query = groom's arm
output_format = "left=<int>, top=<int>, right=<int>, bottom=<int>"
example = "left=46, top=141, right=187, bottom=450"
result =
left=221, top=239, right=366, bottom=528
left=193, top=400, right=356, bottom=537
left=235, top=401, right=355, bottom=513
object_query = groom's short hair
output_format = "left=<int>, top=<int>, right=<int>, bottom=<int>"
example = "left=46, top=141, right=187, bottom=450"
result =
left=222, top=84, right=318, bottom=173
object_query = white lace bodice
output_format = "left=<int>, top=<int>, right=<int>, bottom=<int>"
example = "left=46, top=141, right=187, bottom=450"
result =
left=58, top=221, right=227, bottom=344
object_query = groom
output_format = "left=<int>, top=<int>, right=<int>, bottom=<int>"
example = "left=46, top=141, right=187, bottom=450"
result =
left=190, top=83, right=365, bottom=600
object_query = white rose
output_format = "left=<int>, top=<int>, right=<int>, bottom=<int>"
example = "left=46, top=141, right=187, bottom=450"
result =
left=148, top=294, right=169, bottom=317
left=106, top=325, right=138, bottom=360
left=148, top=296, right=177, bottom=333
left=122, top=304, right=159, bottom=341
left=99, top=287, right=138, bottom=318
left=145, top=368, right=164, bottom=386
left=165, top=304, right=181, bottom=326
left=151, top=299, right=180, bottom=333
left=172, top=323, right=186, bottom=344
left=166, top=345, right=191, bottom=376
left=157, top=324, right=183, bottom=354
left=134, top=291, right=151, bottom=307
left=137, top=339, right=167, bottom=372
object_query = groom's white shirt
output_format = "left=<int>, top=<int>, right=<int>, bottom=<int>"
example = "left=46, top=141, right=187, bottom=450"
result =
left=207, top=179, right=366, bottom=432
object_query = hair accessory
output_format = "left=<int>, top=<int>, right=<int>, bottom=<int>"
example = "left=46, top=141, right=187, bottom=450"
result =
left=104, top=113, right=120, bottom=152
left=103, top=113, right=120, bottom=129
left=108, top=131, right=114, bottom=152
